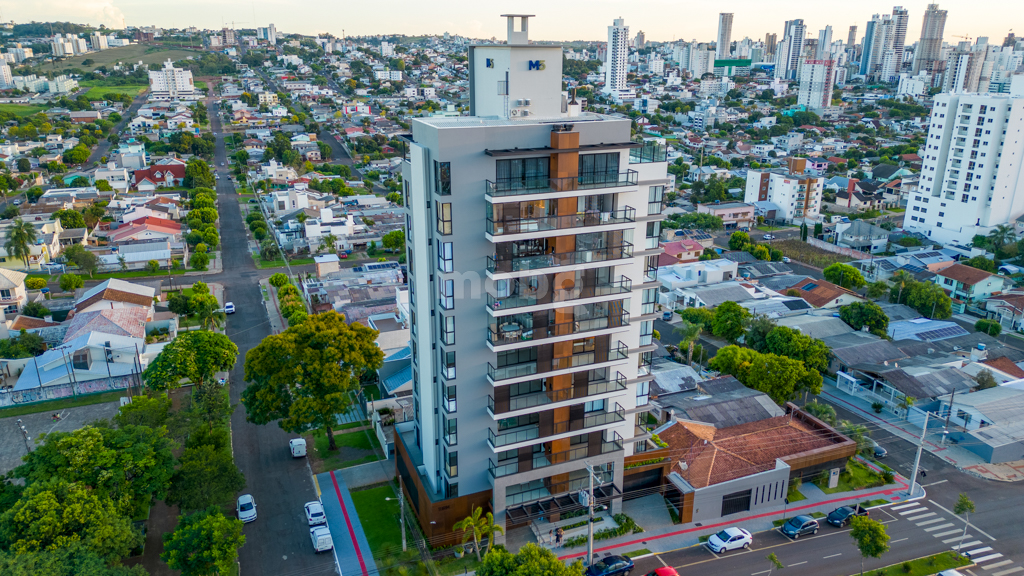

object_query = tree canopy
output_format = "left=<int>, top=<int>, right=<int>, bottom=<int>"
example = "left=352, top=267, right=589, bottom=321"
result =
left=143, top=330, right=238, bottom=391
left=477, top=543, right=584, bottom=576
left=824, top=263, right=867, bottom=290
left=709, top=345, right=823, bottom=404
left=840, top=301, right=890, bottom=333
left=161, top=507, right=245, bottom=576
left=711, top=301, right=750, bottom=343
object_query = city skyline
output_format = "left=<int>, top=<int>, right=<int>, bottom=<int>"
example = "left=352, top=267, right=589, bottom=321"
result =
left=12, top=0, right=1020, bottom=46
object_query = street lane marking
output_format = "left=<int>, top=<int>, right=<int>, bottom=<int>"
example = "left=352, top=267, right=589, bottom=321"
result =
left=900, top=508, right=930, bottom=515
left=992, top=568, right=1024, bottom=576
left=952, top=541, right=983, bottom=550
left=752, top=571, right=772, bottom=575
left=892, top=538, right=909, bottom=543
left=916, top=518, right=946, bottom=526
left=965, top=547, right=994, bottom=555
left=824, top=554, right=842, bottom=559
left=892, top=503, right=923, bottom=511
left=929, top=500, right=997, bottom=541
left=907, top=512, right=938, bottom=521
left=925, top=524, right=956, bottom=532
left=790, top=562, right=807, bottom=567
left=922, top=479, right=948, bottom=487
left=972, top=555, right=1005, bottom=564
left=657, top=556, right=669, bottom=567
left=944, top=535, right=973, bottom=543
left=982, top=561, right=1014, bottom=571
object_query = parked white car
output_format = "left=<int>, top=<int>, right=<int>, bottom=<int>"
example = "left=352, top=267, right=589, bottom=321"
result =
left=305, top=501, right=327, bottom=526
left=706, top=527, right=752, bottom=553
left=237, top=494, right=257, bottom=523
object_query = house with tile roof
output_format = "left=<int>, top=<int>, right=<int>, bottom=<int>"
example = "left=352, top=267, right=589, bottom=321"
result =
left=63, top=308, right=149, bottom=342
left=0, top=268, right=28, bottom=314
left=74, top=278, right=156, bottom=317
left=789, top=277, right=865, bottom=309
left=933, top=263, right=1008, bottom=303
left=660, top=239, right=704, bottom=263
left=108, top=217, right=182, bottom=245
left=660, top=405, right=856, bottom=523
left=131, top=163, right=186, bottom=191
left=14, top=332, right=144, bottom=391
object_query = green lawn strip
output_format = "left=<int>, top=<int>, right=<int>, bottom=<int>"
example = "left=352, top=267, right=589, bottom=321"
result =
left=435, top=555, right=482, bottom=576
left=82, top=269, right=182, bottom=280
left=0, top=390, right=125, bottom=418
left=861, top=551, right=969, bottom=576
left=624, top=548, right=652, bottom=558
left=82, top=85, right=147, bottom=100
left=256, top=257, right=316, bottom=269
left=860, top=498, right=891, bottom=508
left=311, top=427, right=382, bottom=469
left=335, top=420, right=369, bottom=431
left=362, top=386, right=382, bottom=401
left=698, top=535, right=710, bottom=543
left=0, top=104, right=48, bottom=117
left=349, top=485, right=402, bottom=555
left=195, top=81, right=208, bottom=90
left=817, top=460, right=885, bottom=494
left=786, top=485, right=807, bottom=502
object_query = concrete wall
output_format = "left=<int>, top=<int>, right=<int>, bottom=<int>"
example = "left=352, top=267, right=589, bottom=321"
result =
left=806, top=237, right=871, bottom=260
left=689, top=460, right=791, bottom=524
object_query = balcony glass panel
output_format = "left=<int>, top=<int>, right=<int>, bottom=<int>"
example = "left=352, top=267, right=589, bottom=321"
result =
left=487, top=404, right=625, bottom=449
left=487, top=277, right=631, bottom=312
left=488, top=342, right=629, bottom=382
left=488, top=243, right=633, bottom=274
left=629, top=142, right=667, bottom=164
left=487, top=373, right=628, bottom=415
left=488, top=310, right=629, bottom=346
left=485, top=170, right=638, bottom=198
left=488, top=433, right=624, bottom=478
left=487, top=207, right=635, bottom=236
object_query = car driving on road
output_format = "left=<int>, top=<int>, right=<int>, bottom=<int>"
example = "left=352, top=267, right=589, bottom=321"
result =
left=706, top=527, right=752, bottom=553
left=780, top=515, right=819, bottom=539
left=827, top=505, right=868, bottom=527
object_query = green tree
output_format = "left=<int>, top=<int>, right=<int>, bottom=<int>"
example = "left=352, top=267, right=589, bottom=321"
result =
left=866, top=281, right=889, bottom=299
left=974, top=319, right=1002, bottom=336
left=678, top=307, right=715, bottom=330
left=765, top=326, right=830, bottom=373
left=850, top=516, right=890, bottom=576
left=62, top=244, right=99, bottom=278
left=477, top=543, right=584, bottom=576
left=183, top=158, right=215, bottom=188
left=728, top=231, right=750, bottom=250
left=242, top=311, right=384, bottom=450
left=189, top=281, right=221, bottom=329
left=453, top=506, right=503, bottom=562
left=381, top=229, right=405, bottom=252
left=823, top=263, right=867, bottom=289
left=975, top=369, right=998, bottom=390
left=165, top=445, right=245, bottom=512
left=674, top=320, right=703, bottom=365
left=268, top=272, right=289, bottom=288
left=803, top=399, right=837, bottom=426
left=16, top=158, right=30, bottom=172
left=0, top=542, right=147, bottom=576
left=953, top=493, right=975, bottom=551
left=22, top=301, right=50, bottom=319
left=190, top=251, right=210, bottom=271
left=840, top=302, right=890, bottom=333
left=114, top=393, right=172, bottom=429
left=4, top=218, right=38, bottom=267
left=143, top=330, right=238, bottom=391
left=766, top=552, right=784, bottom=576
left=59, top=273, right=84, bottom=292
left=988, top=224, right=1015, bottom=255
left=145, top=260, right=160, bottom=273
left=25, top=277, right=47, bottom=290
left=53, top=209, right=86, bottom=229
left=744, top=314, right=777, bottom=353
left=162, top=507, right=245, bottom=576
left=712, top=301, right=750, bottom=342
left=0, top=478, right=141, bottom=561
left=908, top=281, right=952, bottom=319
left=963, top=256, right=997, bottom=273
left=168, top=293, right=192, bottom=317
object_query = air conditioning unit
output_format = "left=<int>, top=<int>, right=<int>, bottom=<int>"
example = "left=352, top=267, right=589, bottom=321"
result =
left=510, top=109, right=520, bottom=116
left=522, top=98, right=531, bottom=106
left=520, top=110, right=531, bottom=117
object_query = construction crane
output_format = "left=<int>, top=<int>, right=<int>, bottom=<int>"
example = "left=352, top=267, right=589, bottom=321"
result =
left=950, top=34, right=972, bottom=44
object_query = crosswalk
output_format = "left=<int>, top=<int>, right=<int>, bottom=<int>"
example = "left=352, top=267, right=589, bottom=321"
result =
left=892, top=501, right=1023, bottom=576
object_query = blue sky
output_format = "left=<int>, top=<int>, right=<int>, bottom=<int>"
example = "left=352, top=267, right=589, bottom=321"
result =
left=11, top=0, right=1017, bottom=45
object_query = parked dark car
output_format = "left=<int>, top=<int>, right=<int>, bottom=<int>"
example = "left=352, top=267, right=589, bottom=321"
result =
left=586, top=555, right=634, bottom=576
left=662, top=311, right=673, bottom=321
left=780, top=515, right=819, bottom=539
left=827, top=505, right=869, bottom=527
left=873, top=443, right=888, bottom=458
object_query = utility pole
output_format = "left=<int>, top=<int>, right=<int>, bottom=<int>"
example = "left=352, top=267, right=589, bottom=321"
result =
left=386, top=477, right=406, bottom=551
left=908, top=412, right=929, bottom=497
left=585, top=462, right=596, bottom=567
left=941, top=389, right=956, bottom=445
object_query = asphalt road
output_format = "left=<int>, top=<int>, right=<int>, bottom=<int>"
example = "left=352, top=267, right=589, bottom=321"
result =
left=89, top=92, right=149, bottom=165
left=210, top=99, right=339, bottom=576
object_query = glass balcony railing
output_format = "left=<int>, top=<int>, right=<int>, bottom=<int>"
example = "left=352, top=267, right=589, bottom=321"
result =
left=487, top=342, right=630, bottom=382
left=488, top=311, right=630, bottom=346
left=488, top=433, right=624, bottom=479
left=487, top=243, right=633, bottom=274
left=487, top=404, right=626, bottom=449
left=487, top=373, right=628, bottom=415
left=629, top=142, right=667, bottom=164
left=484, top=170, right=638, bottom=198
left=487, top=278, right=632, bottom=312
left=486, top=207, right=635, bottom=236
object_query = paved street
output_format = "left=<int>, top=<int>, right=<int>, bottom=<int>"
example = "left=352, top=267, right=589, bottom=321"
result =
left=89, top=92, right=148, bottom=165
left=210, top=100, right=339, bottom=576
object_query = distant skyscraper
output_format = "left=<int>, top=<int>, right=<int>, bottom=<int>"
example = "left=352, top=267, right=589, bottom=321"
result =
left=860, top=15, right=880, bottom=76
left=635, top=30, right=645, bottom=50
left=764, top=33, right=777, bottom=59
left=847, top=25, right=858, bottom=48
left=717, top=13, right=734, bottom=59
left=775, top=19, right=806, bottom=79
left=604, top=17, right=630, bottom=96
left=1003, top=31, right=1016, bottom=47
left=891, top=6, right=910, bottom=71
left=798, top=58, right=836, bottom=112
left=816, top=26, right=833, bottom=59
left=913, top=4, right=947, bottom=75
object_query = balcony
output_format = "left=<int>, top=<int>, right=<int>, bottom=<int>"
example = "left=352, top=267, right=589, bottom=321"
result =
left=488, top=433, right=624, bottom=479
left=629, top=142, right=667, bottom=164
left=486, top=207, right=635, bottom=237
left=487, top=373, right=628, bottom=416
left=488, top=311, right=629, bottom=347
left=487, top=404, right=626, bottom=449
left=485, top=170, right=638, bottom=199
left=487, top=341, right=630, bottom=383
left=487, top=243, right=633, bottom=275
left=487, top=277, right=632, bottom=312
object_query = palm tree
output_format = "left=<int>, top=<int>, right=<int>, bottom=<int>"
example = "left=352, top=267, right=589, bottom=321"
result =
left=674, top=320, right=702, bottom=366
left=319, top=233, right=338, bottom=254
left=453, top=506, right=501, bottom=562
left=988, top=224, right=1015, bottom=255
left=4, top=218, right=37, bottom=268
left=479, top=511, right=504, bottom=556
left=889, top=270, right=914, bottom=305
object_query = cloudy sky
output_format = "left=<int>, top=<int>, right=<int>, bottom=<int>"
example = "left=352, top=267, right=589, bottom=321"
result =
left=11, top=0, right=1018, bottom=45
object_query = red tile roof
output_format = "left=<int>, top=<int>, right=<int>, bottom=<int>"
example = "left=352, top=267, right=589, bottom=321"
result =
left=792, top=277, right=861, bottom=308
left=936, top=263, right=994, bottom=286
left=132, top=164, right=185, bottom=188
left=133, top=216, right=180, bottom=231
left=980, top=356, right=1024, bottom=379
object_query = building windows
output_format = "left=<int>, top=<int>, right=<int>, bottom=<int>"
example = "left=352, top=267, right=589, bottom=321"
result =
left=645, top=221, right=660, bottom=250
left=443, top=384, right=457, bottom=412
left=444, top=479, right=459, bottom=498
left=434, top=161, right=451, bottom=195
left=647, top=185, right=665, bottom=216
left=435, top=201, right=452, bottom=235
left=642, top=288, right=657, bottom=315
left=442, top=350, right=456, bottom=380
left=0, top=289, right=11, bottom=300
left=644, top=255, right=658, bottom=283
left=437, top=241, right=453, bottom=272
left=439, top=315, right=455, bottom=345
left=495, top=157, right=549, bottom=189
left=584, top=399, right=606, bottom=413
left=443, top=416, right=457, bottom=446
left=961, top=194, right=969, bottom=202
left=439, top=279, right=454, bottom=310
left=640, top=321, right=654, bottom=346
left=634, top=440, right=649, bottom=453
left=636, top=380, right=650, bottom=406
left=444, top=448, right=458, bottom=477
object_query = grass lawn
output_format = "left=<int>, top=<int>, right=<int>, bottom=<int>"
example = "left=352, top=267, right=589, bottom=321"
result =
left=165, top=288, right=196, bottom=298
left=865, top=551, right=968, bottom=576
left=436, top=555, right=482, bottom=576
left=84, top=269, right=182, bottom=281
left=817, top=460, right=885, bottom=494
left=774, top=238, right=853, bottom=268
left=66, top=44, right=202, bottom=72
left=255, top=256, right=316, bottom=269
left=787, top=484, right=807, bottom=502
left=0, top=390, right=125, bottom=418
left=178, top=315, right=202, bottom=328
left=336, top=420, right=368, bottom=431
left=0, top=103, right=47, bottom=117
left=195, top=81, right=208, bottom=91
left=311, top=427, right=382, bottom=470
left=698, top=535, right=710, bottom=543
left=362, top=386, right=382, bottom=401
left=349, top=485, right=402, bottom=554
left=887, top=207, right=907, bottom=213
left=77, top=81, right=147, bottom=100
left=860, top=498, right=891, bottom=508
left=624, top=549, right=652, bottom=558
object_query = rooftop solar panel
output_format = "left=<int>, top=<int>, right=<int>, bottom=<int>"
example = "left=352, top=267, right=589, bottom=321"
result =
left=916, top=326, right=969, bottom=341
left=879, top=261, right=897, bottom=270
left=802, top=282, right=818, bottom=290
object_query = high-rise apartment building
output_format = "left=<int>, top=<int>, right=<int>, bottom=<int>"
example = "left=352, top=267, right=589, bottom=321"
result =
left=903, top=79, right=1024, bottom=244
left=717, top=13, right=734, bottom=60
left=257, top=24, right=277, bottom=45
left=890, top=6, right=910, bottom=72
left=148, top=58, right=197, bottom=100
left=913, top=4, right=947, bottom=75
left=90, top=32, right=108, bottom=51
left=604, top=17, right=631, bottom=98
left=797, top=59, right=836, bottom=112
left=775, top=19, right=806, bottom=79
left=0, top=63, right=12, bottom=89
left=942, top=43, right=983, bottom=93
left=399, top=14, right=668, bottom=546
left=635, top=30, right=645, bottom=50
left=744, top=168, right=824, bottom=222
left=222, top=27, right=236, bottom=45
left=860, top=15, right=880, bottom=76
left=816, top=26, right=833, bottom=60
left=764, top=33, right=777, bottom=59
left=847, top=26, right=858, bottom=48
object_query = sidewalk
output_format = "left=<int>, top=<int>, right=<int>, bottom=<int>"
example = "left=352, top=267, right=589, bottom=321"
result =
left=314, top=470, right=377, bottom=576
left=820, top=382, right=1024, bottom=482
left=552, top=457, right=918, bottom=561
left=260, top=279, right=287, bottom=335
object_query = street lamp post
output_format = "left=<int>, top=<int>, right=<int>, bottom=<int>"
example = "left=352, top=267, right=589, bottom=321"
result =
left=385, top=478, right=407, bottom=552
